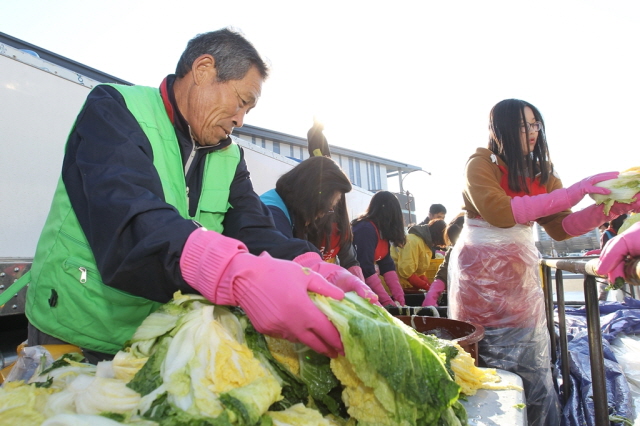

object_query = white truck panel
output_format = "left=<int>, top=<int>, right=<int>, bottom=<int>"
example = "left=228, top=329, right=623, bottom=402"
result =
left=0, top=47, right=98, bottom=257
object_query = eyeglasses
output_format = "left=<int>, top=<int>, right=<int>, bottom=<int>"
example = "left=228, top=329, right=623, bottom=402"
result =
left=520, top=121, right=543, bottom=133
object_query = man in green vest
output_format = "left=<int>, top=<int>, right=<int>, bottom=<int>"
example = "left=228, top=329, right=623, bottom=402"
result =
left=24, top=28, right=376, bottom=364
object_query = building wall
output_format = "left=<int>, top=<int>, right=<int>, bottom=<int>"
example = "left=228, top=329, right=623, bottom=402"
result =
left=232, top=136, right=373, bottom=220
left=235, top=130, right=389, bottom=193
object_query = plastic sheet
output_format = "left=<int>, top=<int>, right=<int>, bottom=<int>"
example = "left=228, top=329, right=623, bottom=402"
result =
left=448, top=218, right=560, bottom=426
left=3, top=345, right=53, bottom=384
left=449, top=218, right=545, bottom=328
left=558, top=298, right=640, bottom=425
left=611, top=335, right=640, bottom=426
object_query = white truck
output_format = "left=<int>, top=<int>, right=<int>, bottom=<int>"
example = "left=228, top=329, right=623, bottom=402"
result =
left=0, top=32, right=372, bottom=367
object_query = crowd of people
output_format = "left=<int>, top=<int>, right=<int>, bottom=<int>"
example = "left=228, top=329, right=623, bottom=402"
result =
left=14, top=28, right=640, bottom=426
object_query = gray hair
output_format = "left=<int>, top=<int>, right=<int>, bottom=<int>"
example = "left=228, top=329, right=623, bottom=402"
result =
left=175, top=28, right=269, bottom=82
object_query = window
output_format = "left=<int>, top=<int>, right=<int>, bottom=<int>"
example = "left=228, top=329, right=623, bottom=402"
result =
left=261, top=138, right=266, bottom=149
left=251, top=136, right=256, bottom=145
left=369, top=162, right=376, bottom=190
left=273, top=141, right=280, bottom=154
left=348, top=158, right=355, bottom=184
left=299, top=147, right=303, bottom=159
left=290, top=144, right=294, bottom=157
left=355, top=160, right=361, bottom=187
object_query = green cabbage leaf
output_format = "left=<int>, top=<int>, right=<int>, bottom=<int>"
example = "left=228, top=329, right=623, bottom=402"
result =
left=312, top=292, right=465, bottom=426
left=591, top=168, right=640, bottom=215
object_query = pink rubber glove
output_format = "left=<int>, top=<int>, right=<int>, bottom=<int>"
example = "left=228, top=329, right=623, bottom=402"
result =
left=422, top=279, right=446, bottom=307
left=511, top=172, right=618, bottom=224
left=382, top=271, right=405, bottom=306
left=347, top=265, right=366, bottom=282
left=293, top=252, right=381, bottom=306
left=364, top=274, right=394, bottom=306
left=597, top=221, right=640, bottom=283
left=408, top=273, right=430, bottom=290
left=561, top=200, right=638, bottom=237
left=180, top=228, right=345, bottom=357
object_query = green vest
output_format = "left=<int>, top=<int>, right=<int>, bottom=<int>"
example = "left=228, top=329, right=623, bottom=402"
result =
left=25, top=84, right=240, bottom=354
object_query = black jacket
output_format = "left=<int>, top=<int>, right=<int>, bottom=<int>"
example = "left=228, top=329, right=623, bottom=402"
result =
left=61, top=77, right=316, bottom=302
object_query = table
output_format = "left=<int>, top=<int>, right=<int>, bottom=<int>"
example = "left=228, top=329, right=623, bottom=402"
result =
left=460, top=369, right=527, bottom=426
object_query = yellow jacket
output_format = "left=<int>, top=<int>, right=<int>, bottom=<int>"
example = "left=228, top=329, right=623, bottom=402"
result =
left=390, top=227, right=433, bottom=288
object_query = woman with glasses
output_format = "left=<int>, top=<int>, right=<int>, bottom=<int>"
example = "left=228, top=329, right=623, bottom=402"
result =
left=352, top=191, right=407, bottom=307
left=447, top=98, right=632, bottom=426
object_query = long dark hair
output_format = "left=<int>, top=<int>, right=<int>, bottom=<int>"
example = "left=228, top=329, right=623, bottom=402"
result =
left=444, top=213, right=465, bottom=246
left=308, top=195, right=352, bottom=253
left=352, top=191, right=406, bottom=247
left=428, top=219, right=447, bottom=248
left=488, top=99, right=553, bottom=193
left=276, top=156, right=352, bottom=242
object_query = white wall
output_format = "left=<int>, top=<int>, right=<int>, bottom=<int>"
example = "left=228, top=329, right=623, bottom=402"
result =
left=0, top=50, right=97, bottom=257
left=234, top=137, right=373, bottom=220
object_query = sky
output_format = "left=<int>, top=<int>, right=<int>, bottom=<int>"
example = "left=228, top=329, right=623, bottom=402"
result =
left=2, top=0, right=639, bottom=221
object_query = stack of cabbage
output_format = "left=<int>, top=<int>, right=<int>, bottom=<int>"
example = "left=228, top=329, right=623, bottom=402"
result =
left=1, top=292, right=475, bottom=426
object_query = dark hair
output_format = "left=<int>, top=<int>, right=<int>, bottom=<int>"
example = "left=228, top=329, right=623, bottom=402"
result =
left=352, top=191, right=406, bottom=247
left=610, top=214, right=628, bottom=232
left=427, top=219, right=447, bottom=248
left=444, top=213, right=465, bottom=246
left=488, top=99, right=553, bottom=193
left=175, top=28, right=269, bottom=81
left=429, top=204, right=447, bottom=216
left=308, top=195, right=352, bottom=254
left=276, top=157, right=352, bottom=242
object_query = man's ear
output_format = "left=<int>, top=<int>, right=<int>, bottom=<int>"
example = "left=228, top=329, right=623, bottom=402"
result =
left=191, top=54, right=217, bottom=85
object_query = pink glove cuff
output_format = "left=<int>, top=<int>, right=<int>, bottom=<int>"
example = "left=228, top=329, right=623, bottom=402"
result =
left=365, top=274, right=393, bottom=306
left=347, top=265, right=366, bottom=282
left=562, top=204, right=617, bottom=237
left=382, top=271, right=405, bottom=306
left=180, top=228, right=248, bottom=305
left=422, top=279, right=446, bottom=307
left=511, top=189, right=571, bottom=225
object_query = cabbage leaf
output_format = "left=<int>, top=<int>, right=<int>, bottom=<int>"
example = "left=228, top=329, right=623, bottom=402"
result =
left=591, top=167, right=640, bottom=215
left=312, top=292, right=465, bottom=426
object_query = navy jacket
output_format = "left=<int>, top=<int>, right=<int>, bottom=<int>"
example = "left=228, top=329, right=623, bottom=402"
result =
left=352, top=220, right=396, bottom=278
left=61, top=76, right=316, bottom=302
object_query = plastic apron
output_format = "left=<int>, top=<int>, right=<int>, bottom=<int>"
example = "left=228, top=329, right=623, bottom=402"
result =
left=448, top=169, right=561, bottom=426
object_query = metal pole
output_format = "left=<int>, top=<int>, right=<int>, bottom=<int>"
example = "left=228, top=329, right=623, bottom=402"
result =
left=542, top=265, right=556, bottom=363
left=541, top=258, right=610, bottom=424
left=584, top=275, right=609, bottom=426
left=406, top=190, right=412, bottom=225
left=555, top=269, right=571, bottom=403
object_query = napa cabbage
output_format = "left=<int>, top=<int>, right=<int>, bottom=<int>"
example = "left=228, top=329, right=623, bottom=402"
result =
left=311, top=292, right=466, bottom=426
left=0, top=381, right=57, bottom=426
left=591, top=167, right=640, bottom=215
left=1, top=291, right=470, bottom=425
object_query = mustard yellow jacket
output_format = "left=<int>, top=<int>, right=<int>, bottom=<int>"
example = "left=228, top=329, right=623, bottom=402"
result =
left=390, top=224, right=433, bottom=288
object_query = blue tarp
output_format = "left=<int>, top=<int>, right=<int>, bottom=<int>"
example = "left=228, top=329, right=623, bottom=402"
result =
left=556, top=297, right=640, bottom=426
